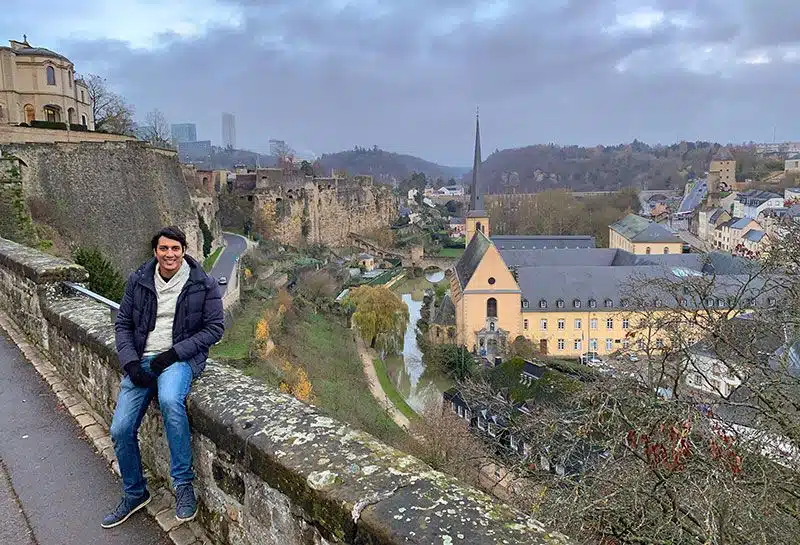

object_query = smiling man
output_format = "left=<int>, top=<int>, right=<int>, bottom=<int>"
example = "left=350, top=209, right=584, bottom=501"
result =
left=103, top=226, right=224, bottom=528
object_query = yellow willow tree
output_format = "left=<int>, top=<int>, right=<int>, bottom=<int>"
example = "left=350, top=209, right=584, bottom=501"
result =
left=347, top=285, right=409, bottom=356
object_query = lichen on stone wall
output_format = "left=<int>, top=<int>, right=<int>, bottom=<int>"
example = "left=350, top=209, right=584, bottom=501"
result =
left=0, top=159, right=39, bottom=248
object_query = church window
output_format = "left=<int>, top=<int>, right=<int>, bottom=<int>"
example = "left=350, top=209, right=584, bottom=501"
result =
left=487, top=298, right=497, bottom=318
left=46, top=66, right=56, bottom=85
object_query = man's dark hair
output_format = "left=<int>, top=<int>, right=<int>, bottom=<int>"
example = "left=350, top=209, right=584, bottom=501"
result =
left=151, top=226, right=187, bottom=250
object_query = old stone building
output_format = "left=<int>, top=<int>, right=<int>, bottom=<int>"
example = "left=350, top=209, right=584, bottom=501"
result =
left=222, top=167, right=396, bottom=247
left=0, top=37, right=93, bottom=128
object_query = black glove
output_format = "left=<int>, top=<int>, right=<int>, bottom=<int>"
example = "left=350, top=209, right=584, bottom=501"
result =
left=150, top=348, right=179, bottom=374
left=124, top=361, right=156, bottom=388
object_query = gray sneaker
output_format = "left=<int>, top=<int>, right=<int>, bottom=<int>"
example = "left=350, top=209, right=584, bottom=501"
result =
left=101, top=490, right=151, bottom=528
left=175, top=483, right=197, bottom=522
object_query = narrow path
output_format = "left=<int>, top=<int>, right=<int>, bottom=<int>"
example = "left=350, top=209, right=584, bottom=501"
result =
left=353, top=334, right=411, bottom=430
left=0, top=329, right=168, bottom=545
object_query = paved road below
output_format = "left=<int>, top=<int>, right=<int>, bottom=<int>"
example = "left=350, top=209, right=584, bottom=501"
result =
left=0, top=330, right=168, bottom=545
left=210, top=232, right=248, bottom=296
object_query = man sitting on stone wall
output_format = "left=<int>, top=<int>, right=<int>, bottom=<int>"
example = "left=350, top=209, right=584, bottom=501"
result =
left=102, top=226, right=224, bottom=529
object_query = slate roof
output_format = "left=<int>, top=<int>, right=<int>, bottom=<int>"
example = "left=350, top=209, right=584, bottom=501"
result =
left=730, top=217, right=755, bottom=230
left=609, top=214, right=682, bottom=243
left=454, top=230, right=491, bottom=289
left=432, top=295, right=456, bottom=326
left=712, top=148, right=735, bottom=161
left=491, top=235, right=596, bottom=250
left=744, top=229, right=766, bottom=243
left=0, top=45, right=70, bottom=62
left=708, top=208, right=726, bottom=224
left=735, top=189, right=782, bottom=205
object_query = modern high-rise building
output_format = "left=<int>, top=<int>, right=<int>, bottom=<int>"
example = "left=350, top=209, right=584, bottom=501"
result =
left=171, top=123, right=197, bottom=144
left=222, top=112, right=236, bottom=148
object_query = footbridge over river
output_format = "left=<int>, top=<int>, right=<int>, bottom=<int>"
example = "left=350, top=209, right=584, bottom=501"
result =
left=0, top=236, right=572, bottom=545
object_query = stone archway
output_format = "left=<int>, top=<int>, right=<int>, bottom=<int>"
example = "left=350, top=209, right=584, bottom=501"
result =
left=24, top=104, right=35, bottom=123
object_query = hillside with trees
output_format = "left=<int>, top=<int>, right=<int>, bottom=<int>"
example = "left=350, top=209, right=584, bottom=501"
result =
left=468, top=141, right=779, bottom=193
left=317, top=146, right=467, bottom=183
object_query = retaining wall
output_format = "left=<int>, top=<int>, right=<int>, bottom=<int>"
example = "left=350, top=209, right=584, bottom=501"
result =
left=0, top=236, right=570, bottom=545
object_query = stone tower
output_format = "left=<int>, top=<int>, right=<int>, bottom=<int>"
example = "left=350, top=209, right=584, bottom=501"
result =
left=465, top=110, right=489, bottom=246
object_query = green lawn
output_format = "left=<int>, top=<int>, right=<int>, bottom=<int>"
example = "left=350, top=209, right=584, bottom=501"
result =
left=271, top=311, right=407, bottom=445
left=203, top=246, right=224, bottom=272
left=373, top=358, right=419, bottom=421
left=437, top=247, right=464, bottom=258
left=209, top=299, right=261, bottom=360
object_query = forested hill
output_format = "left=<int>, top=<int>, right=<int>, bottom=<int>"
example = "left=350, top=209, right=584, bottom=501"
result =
left=467, top=141, right=772, bottom=193
left=317, top=147, right=467, bottom=183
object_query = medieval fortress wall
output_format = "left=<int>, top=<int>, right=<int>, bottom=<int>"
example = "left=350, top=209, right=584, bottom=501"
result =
left=0, top=140, right=206, bottom=275
left=225, top=169, right=397, bottom=247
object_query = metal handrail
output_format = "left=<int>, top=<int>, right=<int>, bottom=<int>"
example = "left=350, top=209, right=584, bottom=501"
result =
left=63, top=281, right=120, bottom=323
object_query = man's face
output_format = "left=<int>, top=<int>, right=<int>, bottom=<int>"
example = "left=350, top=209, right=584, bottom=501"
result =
left=154, top=236, right=185, bottom=277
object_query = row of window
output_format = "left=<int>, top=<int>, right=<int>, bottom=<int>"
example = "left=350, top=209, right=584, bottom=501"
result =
left=530, top=297, right=626, bottom=309
left=523, top=317, right=630, bottom=331
left=550, top=338, right=660, bottom=351
left=523, top=296, right=773, bottom=312
left=44, top=67, right=84, bottom=102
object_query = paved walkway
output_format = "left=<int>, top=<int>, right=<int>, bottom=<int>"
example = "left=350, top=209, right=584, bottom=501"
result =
left=354, top=334, right=410, bottom=430
left=0, top=329, right=169, bottom=545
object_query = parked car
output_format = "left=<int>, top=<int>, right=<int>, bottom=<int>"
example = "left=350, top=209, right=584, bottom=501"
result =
left=218, top=276, right=228, bottom=285
left=627, top=353, right=640, bottom=362
left=580, top=352, right=603, bottom=365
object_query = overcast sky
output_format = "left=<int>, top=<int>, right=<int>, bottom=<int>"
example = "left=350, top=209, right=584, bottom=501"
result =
left=2, top=0, right=799, bottom=164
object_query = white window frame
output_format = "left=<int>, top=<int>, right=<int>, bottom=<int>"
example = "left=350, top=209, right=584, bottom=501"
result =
left=574, top=318, right=582, bottom=329
left=540, top=319, right=547, bottom=331
left=622, top=318, right=629, bottom=329
left=606, top=338, right=613, bottom=351
left=557, top=319, right=565, bottom=330
left=606, top=318, right=614, bottom=330
left=590, top=318, right=598, bottom=330
left=523, top=319, right=529, bottom=330
left=589, top=338, right=598, bottom=351
left=574, top=339, right=582, bottom=351
left=557, top=338, right=565, bottom=350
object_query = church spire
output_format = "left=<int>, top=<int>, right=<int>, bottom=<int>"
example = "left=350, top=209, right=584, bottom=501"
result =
left=470, top=107, right=485, bottom=213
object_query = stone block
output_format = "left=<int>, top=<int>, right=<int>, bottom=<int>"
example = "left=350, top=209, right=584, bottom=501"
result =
left=156, top=509, right=182, bottom=532
left=95, top=434, right=113, bottom=452
left=169, top=525, right=198, bottom=545
left=146, top=489, right=174, bottom=517
left=75, top=413, right=95, bottom=428
left=68, top=402, right=89, bottom=417
left=84, top=423, right=105, bottom=441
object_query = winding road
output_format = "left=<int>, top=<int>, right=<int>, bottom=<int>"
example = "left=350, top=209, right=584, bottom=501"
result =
left=210, top=232, right=248, bottom=295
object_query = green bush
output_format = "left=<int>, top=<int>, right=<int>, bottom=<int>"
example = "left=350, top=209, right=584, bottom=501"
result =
left=30, top=120, right=67, bottom=130
left=73, top=247, right=126, bottom=302
left=197, top=213, right=214, bottom=257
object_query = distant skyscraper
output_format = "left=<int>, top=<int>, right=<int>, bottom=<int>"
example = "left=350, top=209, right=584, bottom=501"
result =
left=171, top=123, right=197, bottom=144
left=222, top=113, right=236, bottom=148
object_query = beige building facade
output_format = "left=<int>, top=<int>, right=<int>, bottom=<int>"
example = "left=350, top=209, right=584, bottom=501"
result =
left=609, top=214, right=683, bottom=255
left=0, top=38, right=93, bottom=128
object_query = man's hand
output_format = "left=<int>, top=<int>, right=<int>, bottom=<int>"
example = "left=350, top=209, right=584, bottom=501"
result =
left=124, top=361, right=156, bottom=388
left=150, top=348, right=179, bottom=374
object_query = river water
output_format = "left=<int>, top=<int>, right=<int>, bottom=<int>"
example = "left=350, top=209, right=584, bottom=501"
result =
left=384, top=270, right=452, bottom=414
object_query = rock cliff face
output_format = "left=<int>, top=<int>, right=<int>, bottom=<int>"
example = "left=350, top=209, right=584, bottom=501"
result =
left=0, top=141, right=204, bottom=275
left=221, top=175, right=396, bottom=247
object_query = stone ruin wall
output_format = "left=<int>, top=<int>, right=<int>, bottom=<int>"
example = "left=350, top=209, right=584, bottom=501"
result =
left=0, top=141, right=206, bottom=275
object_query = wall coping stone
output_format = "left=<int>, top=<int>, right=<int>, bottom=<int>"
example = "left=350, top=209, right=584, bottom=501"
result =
left=0, top=237, right=572, bottom=545
left=0, top=237, right=87, bottom=283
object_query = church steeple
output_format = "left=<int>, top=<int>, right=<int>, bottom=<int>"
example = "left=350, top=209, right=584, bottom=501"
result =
left=469, top=109, right=485, bottom=213
left=465, top=108, right=489, bottom=246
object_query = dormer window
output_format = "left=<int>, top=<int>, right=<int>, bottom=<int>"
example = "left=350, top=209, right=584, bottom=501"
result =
left=604, top=299, right=613, bottom=308
left=588, top=299, right=597, bottom=308
left=556, top=299, right=564, bottom=308
left=521, top=299, right=529, bottom=309
left=573, top=299, right=581, bottom=308
left=538, top=299, right=547, bottom=309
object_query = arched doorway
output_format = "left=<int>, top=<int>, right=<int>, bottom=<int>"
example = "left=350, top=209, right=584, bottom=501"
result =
left=24, top=104, right=35, bottom=123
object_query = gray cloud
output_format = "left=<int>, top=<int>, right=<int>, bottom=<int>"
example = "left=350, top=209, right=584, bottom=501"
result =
left=4, top=0, right=800, bottom=164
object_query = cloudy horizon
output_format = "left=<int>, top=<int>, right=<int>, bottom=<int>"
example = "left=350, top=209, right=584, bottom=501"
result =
left=2, top=0, right=799, bottom=165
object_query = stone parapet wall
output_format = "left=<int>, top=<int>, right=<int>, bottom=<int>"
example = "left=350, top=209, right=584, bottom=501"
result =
left=0, top=235, right=571, bottom=545
left=0, top=124, right=136, bottom=144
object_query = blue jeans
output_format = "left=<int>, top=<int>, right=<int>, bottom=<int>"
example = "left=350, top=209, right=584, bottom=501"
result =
left=110, top=357, right=194, bottom=499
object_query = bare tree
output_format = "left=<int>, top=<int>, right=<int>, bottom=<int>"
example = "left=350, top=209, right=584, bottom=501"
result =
left=82, top=74, right=135, bottom=134
left=140, top=109, right=171, bottom=146
left=442, top=239, right=800, bottom=544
